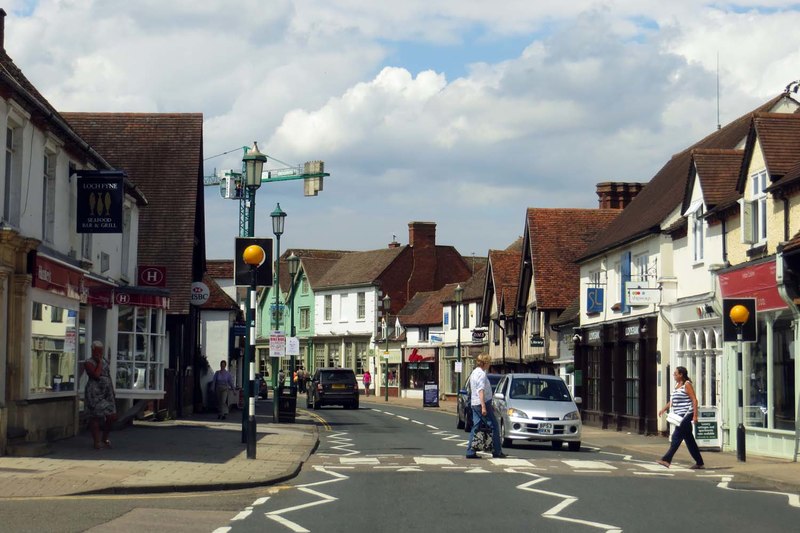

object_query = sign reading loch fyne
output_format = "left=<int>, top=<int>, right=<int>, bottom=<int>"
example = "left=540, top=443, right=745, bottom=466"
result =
left=76, top=171, right=125, bottom=233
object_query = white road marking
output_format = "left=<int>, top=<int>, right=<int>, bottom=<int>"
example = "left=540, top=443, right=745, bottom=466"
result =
left=397, top=415, right=410, bottom=420
left=397, top=466, right=424, bottom=472
left=414, top=457, right=454, bottom=465
left=231, top=509, right=252, bottom=520
left=264, top=467, right=348, bottom=532
left=637, top=463, right=691, bottom=472
left=426, top=424, right=439, bottom=429
left=412, top=420, right=424, bottom=425
left=634, top=472, right=673, bottom=477
left=340, top=457, right=380, bottom=465
left=253, top=497, right=270, bottom=506
left=268, top=515, right=309, bottom=532
left=489, top=458, right=534, bottom=467
left=465, top=467, right=491, bottom=474
left=212, top=528, right=231, bottom=533
left=717, top=475, right=800, bottom=508
left=561, top=460, right=617, bottom=470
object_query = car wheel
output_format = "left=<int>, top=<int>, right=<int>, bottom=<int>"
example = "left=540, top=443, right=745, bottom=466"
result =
left=568, top=441, right=581, bottom=452
left=551, top=440, right=563, bottom=450
left=501, top=420, right=512, bottom=448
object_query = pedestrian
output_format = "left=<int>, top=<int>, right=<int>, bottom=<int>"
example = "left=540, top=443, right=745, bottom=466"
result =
left=465, top=353, right=506, bottom=459
left=84, top=340, right=117, bottom=450
left=279, top=368, right=286, bottom=386
left=363, top=369, right=372, bottom=397
left=213, top=360, right=235, bottom=420
left=657, top=366, right=705, bottom=469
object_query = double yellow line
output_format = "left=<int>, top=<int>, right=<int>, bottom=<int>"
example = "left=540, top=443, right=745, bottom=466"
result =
left=298, top=408, right=331, bottom=431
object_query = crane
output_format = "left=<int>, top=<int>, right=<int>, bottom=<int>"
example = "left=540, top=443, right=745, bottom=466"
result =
left=204, top=146, right=330, bottom=237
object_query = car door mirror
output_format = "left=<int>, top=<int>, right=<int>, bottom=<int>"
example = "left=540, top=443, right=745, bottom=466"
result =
left=493, top=392, right=505, bottom=400
left=573, top=396, right=582, bottom=405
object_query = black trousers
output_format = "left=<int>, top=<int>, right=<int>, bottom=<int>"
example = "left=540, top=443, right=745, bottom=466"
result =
left=662, top=414, right=704, bottom=465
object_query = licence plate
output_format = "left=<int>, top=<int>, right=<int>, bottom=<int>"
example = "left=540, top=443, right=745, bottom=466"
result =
left=332, top=384, right=345, bottom=389
left=539, top=423, right=553, bottom=435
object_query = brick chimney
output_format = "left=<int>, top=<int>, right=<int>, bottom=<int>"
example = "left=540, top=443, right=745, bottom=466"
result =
left=596, top=182, right=645, bottom=209
left=408, top=221, right=436, bottom=249
left=388, top=234, right=401, bottom=248
left=0, top=9, right=6, bottom=53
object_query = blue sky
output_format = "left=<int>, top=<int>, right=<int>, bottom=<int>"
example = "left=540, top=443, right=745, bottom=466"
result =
left=7, top=1, right=800, bottom=259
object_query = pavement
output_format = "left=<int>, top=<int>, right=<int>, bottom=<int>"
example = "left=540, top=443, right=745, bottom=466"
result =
left=0, top=394, right=797, bottom=498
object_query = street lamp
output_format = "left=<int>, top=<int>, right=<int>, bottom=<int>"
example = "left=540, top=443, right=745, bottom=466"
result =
left=383, top=293, right=391, bottom=402
left=287, top=252, right=300, bottom=377
left=242, top=243, right=265, bottom=459
left=270, top=203, right=286, bottom=393
left=240, top=142, right=266, bottom=444
left=729, top=304, right=750, bottom=462
left=454, top=284, right=463, bottom=390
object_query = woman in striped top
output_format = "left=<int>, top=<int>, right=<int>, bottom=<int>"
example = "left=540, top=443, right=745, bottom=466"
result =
left=656, top=366, right=704, bottom=469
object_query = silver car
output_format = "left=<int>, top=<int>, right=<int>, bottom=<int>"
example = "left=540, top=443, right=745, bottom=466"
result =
left=492, top=373, right=582, bottom=451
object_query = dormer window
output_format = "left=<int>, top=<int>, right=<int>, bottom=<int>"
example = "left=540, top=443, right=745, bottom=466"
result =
left=692, top=206, right=704, bottom=262
left=741, top=170, right=768, bottom=245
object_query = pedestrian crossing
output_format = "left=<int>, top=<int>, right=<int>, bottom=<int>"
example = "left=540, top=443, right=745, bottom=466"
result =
left=307, top=454, right=708, bottom=476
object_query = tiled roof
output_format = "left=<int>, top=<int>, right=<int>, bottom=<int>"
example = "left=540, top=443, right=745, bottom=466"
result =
left=488, top=249, right=521, bottom=316
left=528, top=208, right=620, bottom=309
left=200, top=274, right=238, bottom=311
left=753, top=112, right=800, bottom=179
left=315, top=247, right=406, bottom=289
left=278, top=249, right=351, bottom=293
left=581, top=94, right=788, bottom=260
left=207, top=260, right=233, bottom=279
left=62, top=113, right=205, bottom=315
left=397, top=289, right=444, bottom=326
left=442, top=265, right=487, bottom=303
left=551, top=296, right=580, bottom=327
left=689, top=149, right=744, bottom=209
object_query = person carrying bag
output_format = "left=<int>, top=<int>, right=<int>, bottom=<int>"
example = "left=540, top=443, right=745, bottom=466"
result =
left=657, top=366, right=705, bottom=469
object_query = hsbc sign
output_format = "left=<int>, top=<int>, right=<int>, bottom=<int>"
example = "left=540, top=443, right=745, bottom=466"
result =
left=138, top=266, right=167, bottom=287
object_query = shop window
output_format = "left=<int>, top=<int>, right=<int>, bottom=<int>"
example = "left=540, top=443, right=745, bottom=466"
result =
left=586, top=347, right=601, bottom=411
left=625, top=343, right=640, bottom=416
left=355, top=342, right=368, bottom=374
left=116, top=306, right=166, bottom=393
left=29, top=300, right=77, bottom=396
left=314, top=343, right=325, bottom=369
left=773, top=320, right=795, bottom=430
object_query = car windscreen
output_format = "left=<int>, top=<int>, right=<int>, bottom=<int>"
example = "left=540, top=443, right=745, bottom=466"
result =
left=508, top=378, right=571, bottom=401
left=321, top=371, right=356, bottom=383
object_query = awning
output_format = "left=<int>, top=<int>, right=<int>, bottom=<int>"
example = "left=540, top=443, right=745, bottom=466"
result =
left=719, top=259, right=786, bottom=312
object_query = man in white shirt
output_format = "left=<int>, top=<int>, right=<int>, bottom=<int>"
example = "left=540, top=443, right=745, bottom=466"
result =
left=466, top=353, right=506, bottom=458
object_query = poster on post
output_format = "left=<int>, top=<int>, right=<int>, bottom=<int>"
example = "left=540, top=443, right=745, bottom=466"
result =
left=423, top=381, right=439, bottom=407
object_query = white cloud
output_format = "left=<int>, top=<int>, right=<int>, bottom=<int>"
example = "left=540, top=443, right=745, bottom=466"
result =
left=5, top=1, right=800, bottom=258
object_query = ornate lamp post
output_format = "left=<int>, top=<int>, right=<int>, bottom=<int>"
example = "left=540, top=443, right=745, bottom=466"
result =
left=729, top=304, right=750, bottom=462
left=454, top=284, right=463, bottom=389
left=383, top=293, right=391, bottom=402
left=241, top=243, right=265, bottom=459
left=240, top=142, right=265, bottom=444
left=270, top=204, right=286, bottom=424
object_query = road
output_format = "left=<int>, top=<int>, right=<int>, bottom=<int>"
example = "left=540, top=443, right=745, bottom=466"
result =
left=217, top=402, right=798, bottom=533
left=1, top=400, right=796, bottom=533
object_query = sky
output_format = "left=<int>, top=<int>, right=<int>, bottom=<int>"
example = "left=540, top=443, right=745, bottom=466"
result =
left=5, top=1, right=800, bottom=260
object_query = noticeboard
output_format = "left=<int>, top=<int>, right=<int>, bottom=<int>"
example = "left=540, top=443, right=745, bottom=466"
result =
left=694, top=406, right=721, bottom=450
left=423, top=381, right=439, bottom=407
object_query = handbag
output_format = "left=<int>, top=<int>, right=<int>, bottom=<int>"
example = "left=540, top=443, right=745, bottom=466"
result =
left=471, top=420, right=494, bottom=453
left=667, top=412, right=685, bottom=426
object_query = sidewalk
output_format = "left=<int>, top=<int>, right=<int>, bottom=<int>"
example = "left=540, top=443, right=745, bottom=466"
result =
left=0, top=410, right=318, bottom=498
left=360, top=394, right=800, bottom=494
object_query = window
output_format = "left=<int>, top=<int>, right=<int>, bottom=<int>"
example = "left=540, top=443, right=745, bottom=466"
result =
left=30, top=301, right=77, bottom=396
left=634, top=253, right=649, bottom=282
left=301, top=277, right=309, bottom=294
left=752, top=170, right=768, bottom=243
left=692, top=206, right=704, bottom=261
left=589, top=271, right=601, bottom=286
left=529, top=309, right=540, bottom=335
left=419, top=326, right=429, bottom=342
left=116, top=306, right=166, bottom=392
left=586, top=347, right=601, bottom=411
left=3, top=126, right=21, bottom=225
left=450, top=305, right=457, bottom=330
left=42, top=153, right=56, bottom=243
left=324, top=295, right=332, bottom=321
left=357, top=292, right=365, bottom=320
left=462, top=304, right=469, bottom=329
left=299, top=307, right=310, bottom=330
left=625, top=343, right=640, bottom=416
left=747, top=318, right=796, bottom=430
left=355, top=342, right=368, bottom=374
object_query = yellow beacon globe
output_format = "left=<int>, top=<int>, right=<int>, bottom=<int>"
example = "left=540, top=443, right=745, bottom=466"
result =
left=729, top=304, right=750, bottom=325
left=242, top=245, right=265, bottom=266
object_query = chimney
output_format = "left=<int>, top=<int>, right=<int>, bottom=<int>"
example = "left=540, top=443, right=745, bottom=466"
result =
left=596, top=182, right=645, bottom=209
left=388, top=234, right=401, bottom=248
left=408, top=221, right=436, bottom=249
left=0, top=9, right=6, bottom=53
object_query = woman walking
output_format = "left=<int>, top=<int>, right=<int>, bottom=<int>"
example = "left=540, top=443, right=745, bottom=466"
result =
left=84, top=340, right=116, bottom=450
left=657, top=366, right=704, bottom=469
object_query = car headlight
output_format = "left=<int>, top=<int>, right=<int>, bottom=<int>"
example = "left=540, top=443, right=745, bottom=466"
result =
left=507, top=408, right=529, bottom=419
left=563, top=410, right=580, bottom=420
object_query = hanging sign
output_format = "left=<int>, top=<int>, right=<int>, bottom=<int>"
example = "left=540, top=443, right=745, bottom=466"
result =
left=626, top=283, right=660, bottom=305
left=76, top=173, right=124, bottom=233
left=190, top=282, right=210, bottom=306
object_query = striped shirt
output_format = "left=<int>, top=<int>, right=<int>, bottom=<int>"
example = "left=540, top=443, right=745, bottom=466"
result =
left=671, top=382, right=693, bottom=417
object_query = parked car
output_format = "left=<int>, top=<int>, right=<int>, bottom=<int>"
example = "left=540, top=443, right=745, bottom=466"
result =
left=306, top=367, right=359, bottom=410
left=492, top=373, right=582, bottom=451
left=457, top=373, right=502, bottom=431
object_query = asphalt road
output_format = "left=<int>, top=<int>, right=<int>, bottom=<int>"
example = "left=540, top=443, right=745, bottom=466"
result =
left=222, top=402, right=798, bottom=533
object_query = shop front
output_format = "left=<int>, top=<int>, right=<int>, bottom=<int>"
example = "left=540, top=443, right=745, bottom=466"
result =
left=401, top=347, right=437, bottom=399
left=575, top=316, right=658, bottom=434
left=718, top=259, right=798, bottom=459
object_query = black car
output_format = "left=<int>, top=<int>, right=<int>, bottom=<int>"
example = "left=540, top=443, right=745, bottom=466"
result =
left=306, top=367, right=359, bottom=410
left=457, top=373, right=502, bottom=431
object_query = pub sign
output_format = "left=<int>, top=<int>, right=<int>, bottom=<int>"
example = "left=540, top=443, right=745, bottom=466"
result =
left=76, top=172, right=125, bottom=233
